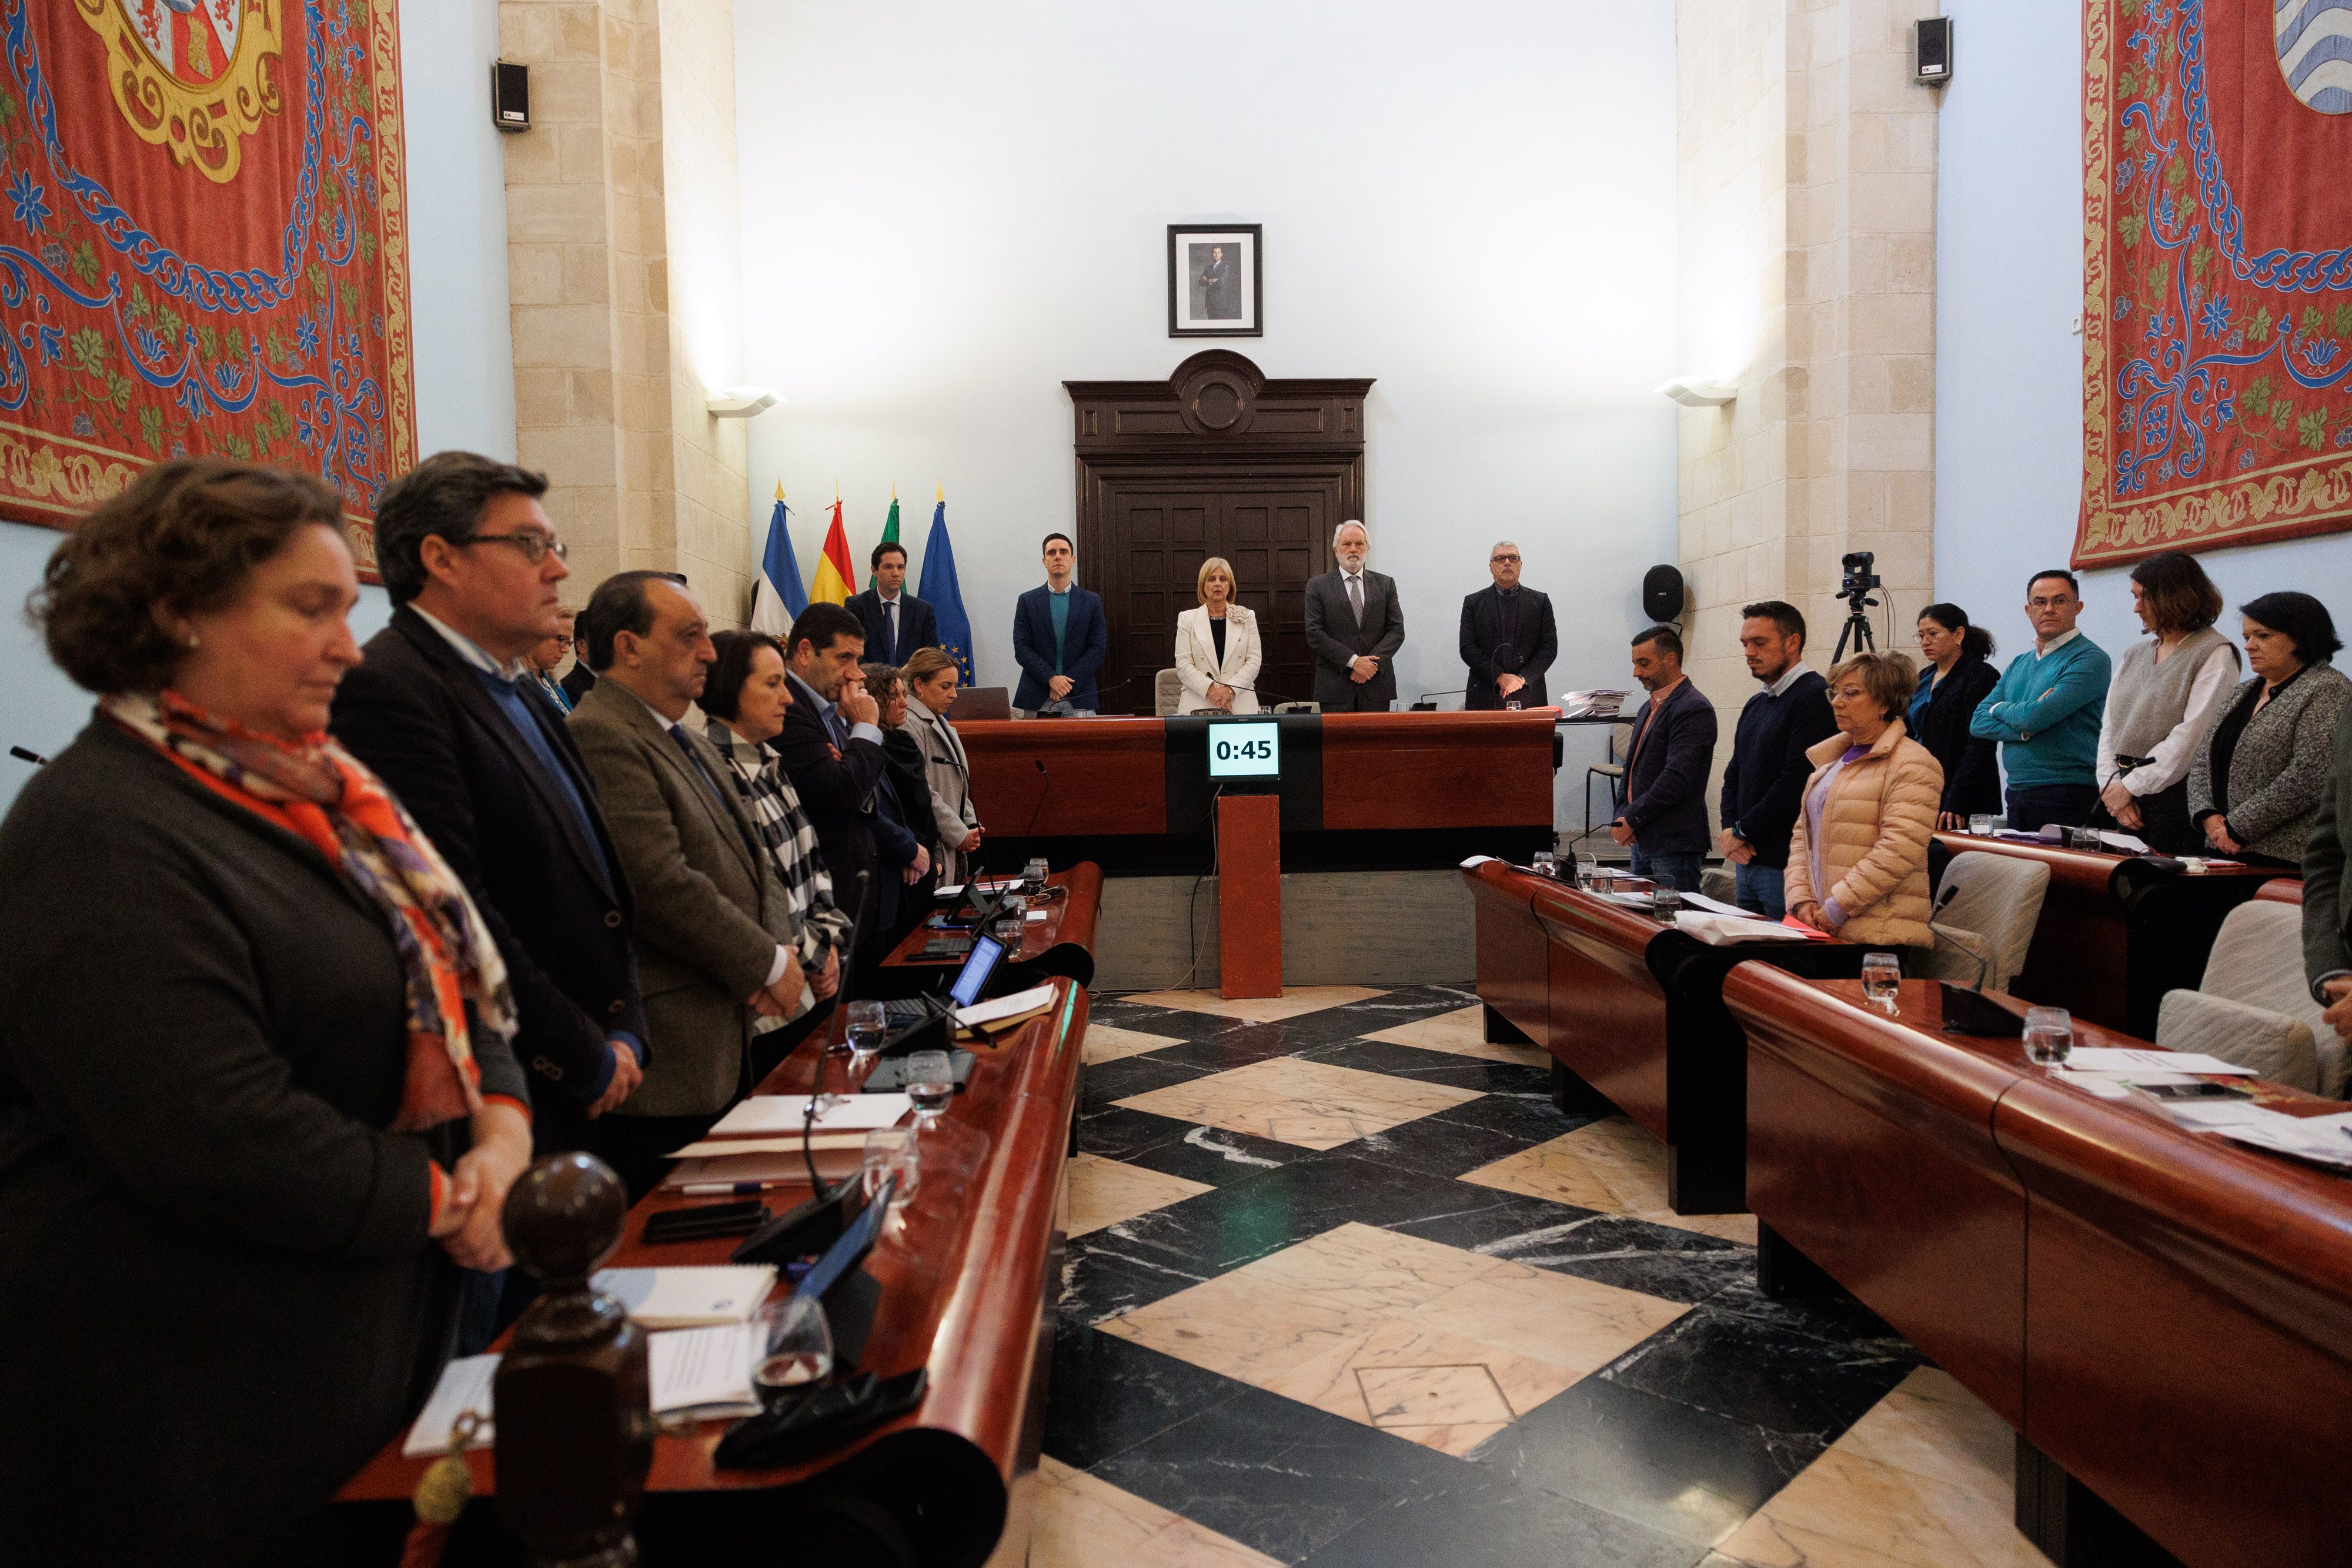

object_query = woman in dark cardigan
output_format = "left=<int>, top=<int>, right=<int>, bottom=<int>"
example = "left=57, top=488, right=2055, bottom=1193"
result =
left=2190, top=591, right=2352, bottom=867
left=0, top=462, right=533, bottom=1566
left=1910, top=603, right=2003, bottom=827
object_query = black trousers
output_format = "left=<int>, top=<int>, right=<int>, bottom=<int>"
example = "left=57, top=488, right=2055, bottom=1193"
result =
left=2089, top=770, right=2201, bottom=854
left=593, top=1109, right=726, bottom=1205
left=2006, top=783, right=2099, bottom=834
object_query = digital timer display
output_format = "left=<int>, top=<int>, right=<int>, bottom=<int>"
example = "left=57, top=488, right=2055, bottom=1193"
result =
left=1205, top=720, right=1281, bottom=779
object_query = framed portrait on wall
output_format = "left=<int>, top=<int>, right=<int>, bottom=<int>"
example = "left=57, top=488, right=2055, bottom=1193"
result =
left=1168, top=225, right=1262, bottom=337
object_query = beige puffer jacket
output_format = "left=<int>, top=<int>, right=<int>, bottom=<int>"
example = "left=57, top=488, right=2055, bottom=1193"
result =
left=1783, top=720, right=1945, bottom=949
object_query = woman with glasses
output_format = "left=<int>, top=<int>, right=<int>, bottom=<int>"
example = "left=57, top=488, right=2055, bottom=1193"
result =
left=526, top=606, right=578, bottom=711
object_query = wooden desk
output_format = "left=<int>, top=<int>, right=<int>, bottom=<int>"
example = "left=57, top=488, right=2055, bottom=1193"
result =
left=1726, top=968, right=2352, bottom=1568
left=1929, top=832, right=2287, bottom=1035
left=1466, top=860, right=1864, bottom=1213
left=963, top=710, right=1557, bottom=872
left=338, top=983, right=1090, bottom=1567
left=881, top=864, right=1104, bottom=991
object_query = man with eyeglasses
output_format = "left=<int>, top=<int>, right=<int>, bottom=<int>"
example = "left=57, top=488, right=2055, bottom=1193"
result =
left=1970, top=567, right=2112, bottom=833
left=332, top=454, right=651, bottom=1238
left=1459, top=541, right=1557, bottom=711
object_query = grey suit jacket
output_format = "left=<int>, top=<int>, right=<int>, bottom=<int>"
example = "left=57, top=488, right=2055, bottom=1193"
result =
left=568, top=681, right=794, bottom=1118
left=1303, top=567, right=1404, bottom=710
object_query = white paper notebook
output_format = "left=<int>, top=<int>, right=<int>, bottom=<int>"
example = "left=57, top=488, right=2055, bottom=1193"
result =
left=590, top=1265, right=776, bottom=1328
left=403, top=1326, right=767, bottom=1453
left=2063, top=1047, right=2257, bottom=1077
left=956, top=982, right=1057, bottom=1029
left=706, top=1094, right=911, bottom=1136
left=403, top=1352, right=499, bottom=1456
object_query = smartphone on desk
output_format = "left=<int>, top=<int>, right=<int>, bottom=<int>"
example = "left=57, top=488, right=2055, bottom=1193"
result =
left=2135, top=1080, right=2255, bottom=1101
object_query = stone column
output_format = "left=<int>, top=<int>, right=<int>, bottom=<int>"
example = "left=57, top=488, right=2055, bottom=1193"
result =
left=497, top=0, right=750, bottom=621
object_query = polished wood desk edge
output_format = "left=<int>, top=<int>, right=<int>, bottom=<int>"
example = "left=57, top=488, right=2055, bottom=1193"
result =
left=336, top=980, right=1090, bottom=1506
left=2257, top=877, right=2306, bottom=906
left=1723, top=966, right=2032, bottom=1118
left=961, top=711, right=1559, bottom=741
left=882, top=864, right=1102, bottom=971
left=1932, top=831, right=2289, bottom=887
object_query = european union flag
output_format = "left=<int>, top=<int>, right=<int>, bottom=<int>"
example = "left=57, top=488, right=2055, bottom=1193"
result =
left=917, top=490, right=974, bottom=686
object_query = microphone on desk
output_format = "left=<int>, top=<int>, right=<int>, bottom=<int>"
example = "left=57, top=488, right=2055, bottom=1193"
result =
left=1409, top=688, right=1469, bottom=711
left=1036, top=672, right=1148, bottom=716
left=1221, top=683, right=1315, bottom=711
left=9, top=745, right=48, bottom=767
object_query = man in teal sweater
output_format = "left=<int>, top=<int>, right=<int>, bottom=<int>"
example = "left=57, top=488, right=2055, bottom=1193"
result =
left=1970, top=568, right=2111, bottom=831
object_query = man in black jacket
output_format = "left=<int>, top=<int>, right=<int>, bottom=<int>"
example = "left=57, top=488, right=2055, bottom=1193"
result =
left=845, top=541, right=938, bottom=668
left=1716, top=600, right=1838, bottom=918
left=1611, top=624, right=1716, bottom=891
left=777, top=603, right=893, bottom=954
left=330, top=453, right=649, bottom=1159
left=1459, top=540, right=1558, bottom=710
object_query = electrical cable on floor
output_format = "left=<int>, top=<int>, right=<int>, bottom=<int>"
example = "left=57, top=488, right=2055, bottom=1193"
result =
left=1172, top=784, right=1225, bottom=991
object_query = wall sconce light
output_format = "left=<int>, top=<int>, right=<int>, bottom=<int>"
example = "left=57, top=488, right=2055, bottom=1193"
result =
left=706, top=386, right=780, bottom=419
left=1656, top=376, right=1738, bottom=409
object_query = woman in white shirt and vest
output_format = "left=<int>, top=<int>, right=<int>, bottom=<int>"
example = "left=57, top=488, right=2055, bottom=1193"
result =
left=2093, top=549, right=2241, bottom=854
left=1175, top=557, right=1263, bottom=714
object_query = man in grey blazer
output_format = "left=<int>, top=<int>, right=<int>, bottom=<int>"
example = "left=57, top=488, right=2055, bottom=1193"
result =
left=568, top=570, right=806, bottom=1198
left=1304, top=519, right=1405, bottom=711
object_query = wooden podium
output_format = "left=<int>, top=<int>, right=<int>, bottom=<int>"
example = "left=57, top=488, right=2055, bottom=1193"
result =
left=1218, top=794, right=1282, bottom=998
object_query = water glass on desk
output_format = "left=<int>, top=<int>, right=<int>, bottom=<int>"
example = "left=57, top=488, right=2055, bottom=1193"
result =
left=905, top=1051, right=955, bottom=1128
left=751, top=1293, right=833, bottom=1407
left=1531, top=850, right=1558, bottom=879
left=1968, top=813, right=1996, bottom=837
left=844, top=999, right=888, bottom=1062
left=1861, top=951, right=1902, bottom=1011
left=2023, top=1007, right=2073, bottom=1068
left=862, top=1128, right=919, bottom=1207
left=1650, top=885, right=1679, bottom=924
left=1575, top=854, right=1599, bottom=891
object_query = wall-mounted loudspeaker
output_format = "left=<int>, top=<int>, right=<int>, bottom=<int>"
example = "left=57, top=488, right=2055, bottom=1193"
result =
left=1642, top=566, right=1685, bottom=625
left=1913, top=18, right=1952, bottom=85
left=492, top=61, right=530, bottom=132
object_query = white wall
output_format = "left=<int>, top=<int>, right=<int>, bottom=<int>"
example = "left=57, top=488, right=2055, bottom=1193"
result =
left=1936, top=1, right=2352, bottom=668
left=734, top=0, right=1679, bottom=711
left=0, top=0, right=507, bottom=815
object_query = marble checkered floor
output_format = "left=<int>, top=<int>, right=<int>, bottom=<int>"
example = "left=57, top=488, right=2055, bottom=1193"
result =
left=1037, top=985, right=2053, bottom=1568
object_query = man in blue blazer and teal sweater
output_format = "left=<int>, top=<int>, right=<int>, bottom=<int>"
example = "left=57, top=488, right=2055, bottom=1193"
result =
left=1012, top=532, right=1108, bottom=713
left=1970, top=568, right=2110, bottom=832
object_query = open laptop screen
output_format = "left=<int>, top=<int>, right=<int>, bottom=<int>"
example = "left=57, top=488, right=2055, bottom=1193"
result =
left=949, top=934, right=1006, bottom=1009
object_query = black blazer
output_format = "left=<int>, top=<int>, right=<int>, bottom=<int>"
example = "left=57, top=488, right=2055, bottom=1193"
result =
left=1912, top=654, right=2003, bottom=819
left=0, top=721, right=523, bottom=1564
left=560, top=660, right=597, bottom=704
left=846, top=589, right=938, bottom=669
left=331, top=606, right=649, bottom=1150
left=775, top=671, right=890, bottom=927
left=1458, top=585, right=1559, bottom=710
left=1617, top=679, right=1719, bottom=854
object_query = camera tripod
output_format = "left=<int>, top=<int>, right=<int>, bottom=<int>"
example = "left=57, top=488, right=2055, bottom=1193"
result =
left=1833, top=590, right=1879, bottom=661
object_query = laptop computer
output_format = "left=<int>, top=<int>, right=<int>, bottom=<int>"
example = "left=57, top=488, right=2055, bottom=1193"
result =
left=949, top=686, right=1012, bottom=723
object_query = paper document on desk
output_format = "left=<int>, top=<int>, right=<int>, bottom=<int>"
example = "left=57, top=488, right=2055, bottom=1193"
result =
left=592, top=1265, right=776, bottom=1328
left=957, top=982, right=1058, bottom=1029
left=707, top=1094, right=913, bottom=1136
left=403, top=1353, right=498, bottom=1456
left=1675, top=912, right=1812, bottom=945
left=2064, top=1047, right=2258, bottom=1076
left=2155, top=1097, right=2273, bottom=1129
left=647, top=1323, right=764, bottom=1420
left=2211, top=1109, right=2352, bottom=1168
left=1678, top=892, right=1753, bottom=918
left=2098, top=830, right=2150, bottom=854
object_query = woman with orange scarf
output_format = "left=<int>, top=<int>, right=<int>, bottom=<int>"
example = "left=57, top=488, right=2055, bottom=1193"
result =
left=0, top=462, right=533, bottom=1566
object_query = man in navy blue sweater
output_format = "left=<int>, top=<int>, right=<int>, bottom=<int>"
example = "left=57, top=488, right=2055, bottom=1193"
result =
left=1717, top=600, right=1838, bottom=918
left=1611, top=624, right=1718, bottom=891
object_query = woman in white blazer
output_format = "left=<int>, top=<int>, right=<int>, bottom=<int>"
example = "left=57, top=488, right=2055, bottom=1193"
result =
left=1175, top=557, right=1263, bottom=714
left=899, top=647, right=983, bottom=884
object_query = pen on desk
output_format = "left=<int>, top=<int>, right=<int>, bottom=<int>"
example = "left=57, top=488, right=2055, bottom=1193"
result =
left=678, top=1179, right=801, bottom=1196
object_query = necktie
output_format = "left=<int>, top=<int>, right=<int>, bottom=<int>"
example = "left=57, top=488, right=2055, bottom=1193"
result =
left=886, top=600, right=898, bottom=661
left=1347, top=574, right=1364, bottom=625
left=668, top=723, right=731, bottom=811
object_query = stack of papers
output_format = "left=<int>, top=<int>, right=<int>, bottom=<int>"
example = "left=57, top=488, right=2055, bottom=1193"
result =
left=590, top=1265, right=776, bottom=1328
left=403, top=1324, right=770, bottom=1454
left=956, top=982, right=1057, bottom=1031
left=707, top=1094, right=912, bottom=1136
left=2210, top=1108, right=2352, bottom=1169
left=2063, top=1047, right=2257, bottom=1076
left=1675, top=911, right=1812, bottom=946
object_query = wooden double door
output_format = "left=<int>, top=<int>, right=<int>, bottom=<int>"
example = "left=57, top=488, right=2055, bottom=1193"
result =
left=1093, top=480, right=1336, bottom=714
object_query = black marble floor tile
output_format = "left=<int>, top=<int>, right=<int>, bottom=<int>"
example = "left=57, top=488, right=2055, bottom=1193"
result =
left=1294, top=1487, right=1710, bottom=1568
left=1338, top=1090, right=1583, bottom=1181
left=1466, top=1209, right=1760, bottom=1308
left=1043, top=1318, right=1251, bottom=1470
left=1084, top=999, right=1257, bottom=1044
left=1295, top=1035, right=1554, bottom=1095
left=1076, top=1105, right=1294, bottom=1185
left=1091, top=1385, right=1505, bottom=1564
left=1698, top=1270, right=1917, bottom=1355
left=1602, top=1306, right=1920, bottom=1444
left=1136, top=1018, right=1315, bottom=1074
left=1060, top=1225, right=1225, bottom=1323
left=1080, top=1052, right=1214, bottom=1115
left=1469, top=1373, right=1816, bottom=1550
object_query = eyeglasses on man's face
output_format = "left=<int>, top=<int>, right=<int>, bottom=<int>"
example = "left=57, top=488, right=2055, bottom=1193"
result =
left=1491, top=553, right=1521, bottom=564
left=461, top=531, right=569, bottom=566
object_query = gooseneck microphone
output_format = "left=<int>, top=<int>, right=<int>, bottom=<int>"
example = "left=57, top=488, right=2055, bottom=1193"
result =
left=9, top=745, right=48, bottom=767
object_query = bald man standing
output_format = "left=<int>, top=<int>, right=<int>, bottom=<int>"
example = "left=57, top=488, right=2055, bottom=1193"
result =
left=1460, top=541, right=1558, bottom=710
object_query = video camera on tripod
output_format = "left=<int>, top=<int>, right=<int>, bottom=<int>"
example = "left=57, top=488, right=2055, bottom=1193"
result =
left=1835, top=550, right=1883, bottom=660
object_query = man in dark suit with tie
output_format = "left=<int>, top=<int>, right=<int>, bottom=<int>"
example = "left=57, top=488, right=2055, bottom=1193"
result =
left=559, top=599, right=598, bottom=705
left=846, top=541, right=937, bottom=668
left=567, top=571, right=805, bottom=1197
left=1459, top=540, right=1559, bottom=710
left=1611, top=624, right=1718, bottom=891
left=329, top=453, right=648, bottom=1162
left=1304, top=519, right=1405, bottom=711
left=1012, top=533, right=1108, bottom=714
left=774, top=602, right=903, bottom=974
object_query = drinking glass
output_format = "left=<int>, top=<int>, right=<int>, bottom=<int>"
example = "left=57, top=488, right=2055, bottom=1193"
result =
left=1651, top=885, right=1679, bottom=924
left=862, top=1128, right=919, bottom=1207
left=1968, top=814, right=1995, bottom=837
left=844, top=1000, right=888, bottom=1062
left=905, top=1051, right=956, bottom=1127
left=1531, top=850, right=1558, bottom=879
left=750, top=1293, right=833, bottom=1407
left=990, top=894, right=1028, bottom=942
left=2068, top=825, right=2104, bottom=852
left=1504, top=697, right=1525, bottom=711
left=2023, top=1007, right=2073, bottom=1067
left=1861, top=951, right=1902, bottom=1011
left=1574, top=854, right=1599, bottom=891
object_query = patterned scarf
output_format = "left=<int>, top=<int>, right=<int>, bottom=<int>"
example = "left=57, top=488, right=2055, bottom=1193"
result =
left=103, top=691, right=516, bottom=1131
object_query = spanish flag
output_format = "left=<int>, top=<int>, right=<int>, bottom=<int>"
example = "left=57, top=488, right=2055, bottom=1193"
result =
left=808, top=499, right=856, bottom=606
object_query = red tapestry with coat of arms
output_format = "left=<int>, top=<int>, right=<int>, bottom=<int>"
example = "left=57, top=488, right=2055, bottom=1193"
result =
left=0, top=0, right=411, bottom=569
left=2080, top=0, right=2352, bottom=568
